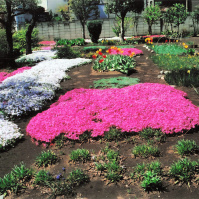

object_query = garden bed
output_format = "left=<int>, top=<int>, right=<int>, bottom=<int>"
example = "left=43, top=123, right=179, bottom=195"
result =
left=1, top=40, right=199, bottom=199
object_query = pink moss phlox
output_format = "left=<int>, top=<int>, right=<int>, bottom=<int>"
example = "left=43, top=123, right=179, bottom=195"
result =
left=39, top=41, right=56, bottom=46
left=142, top=35, right=166, bottom=38
left=0, top=67, right=31, bottom=83
left=110, top=48, right=143, bottom=56
left=26, top=83, right=199, bottom=143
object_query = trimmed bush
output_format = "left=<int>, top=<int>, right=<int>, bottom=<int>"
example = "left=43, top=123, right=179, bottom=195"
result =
left=55, top=45, right=80, bottom=59
left=87, top=20, right=103, bottom=43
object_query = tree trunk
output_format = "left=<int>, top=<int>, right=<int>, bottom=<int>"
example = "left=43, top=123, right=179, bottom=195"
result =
left=148, top=24, right=152, bottom=35
left=120, top=16, right=125, bottom=42
left=5, top=1, right=17, bottom=68
left=81, top=22, right=85, bottom=39
left=26, top=19, right=36, bottom=55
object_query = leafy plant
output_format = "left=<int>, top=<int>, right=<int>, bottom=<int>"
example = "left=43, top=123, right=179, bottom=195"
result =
left=106, top=149, right=119, bottom=161
left=34, top=170, right=54, bottom=186
left=91, top=77, right=140, bottom=89
left=175, top=139, right=199, bottom=157
left=132, top=144, right=160, bottom=158
left=164, top=67, right=199, bottom=87
left=169, top=158, right=199, bottom=184
left=103, top=127, right=123, bottom=141
left=56, top=38, right=85, bottom=46
left=93, top=54, right=136, bottom=75
left=67, top=169, right=89, bottom=186
left=70, top=148, right=91, bottom=162
left=54, top=45, right=80, bottom=59
left=35, top=150, right=58, bottom=167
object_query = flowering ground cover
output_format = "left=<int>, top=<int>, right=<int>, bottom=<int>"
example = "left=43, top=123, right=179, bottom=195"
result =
left=27, top=83, right=199, bottom=143
left=0, top=67, right=31, bottom=83
left=0, top=58, right=91, bottom=116
left=108, top=47, right=143, bottom=56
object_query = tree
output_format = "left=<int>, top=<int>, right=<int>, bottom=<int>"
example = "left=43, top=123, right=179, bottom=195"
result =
left=105, top=0, right=144, bottom=42
left=164, top=7, right=176, bottom=33
left=190, top=6, right=199, bottom=36
left=68, top=0, right=100, bottom=39
left=143, top=5, right=162, bottom=35
left=0, top=0, right=39, bottom=66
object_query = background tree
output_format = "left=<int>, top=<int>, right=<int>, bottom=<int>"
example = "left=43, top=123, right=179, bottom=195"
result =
left=0, top=0, right=39, bottom=66
left=68, top=0, right=100, bottom=39
left=190, top=6, right=199, bottom=36
left=105, top=0, right=144, bottom=42
left=164, top=6, right=176, bottom=33
left=143, top=4, right=162, bottom=35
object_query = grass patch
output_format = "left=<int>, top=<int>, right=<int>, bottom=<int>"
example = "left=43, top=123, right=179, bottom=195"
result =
left=69, top=148, right=91, bottom=163
left=35, top=150, right=58, bottom=168
left=132, top=144, right=160, bottom=158
left=90, top=77, right=140, bottom=89
left=34, top=170, right=54, bottom=186
left=175, top=139, right=199, bottom=157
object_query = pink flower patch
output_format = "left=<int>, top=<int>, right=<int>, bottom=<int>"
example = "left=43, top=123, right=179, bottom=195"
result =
left=109, top=48, right=143, bottom=56
left=0, top=67, right=31, bottom=83
left=26, top=83, right=199, bottom=143
left=39, top=41, right=56, bottom=46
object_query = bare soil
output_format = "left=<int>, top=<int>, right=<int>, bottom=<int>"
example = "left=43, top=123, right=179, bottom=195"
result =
left=1, top=39, right=199, bottom=199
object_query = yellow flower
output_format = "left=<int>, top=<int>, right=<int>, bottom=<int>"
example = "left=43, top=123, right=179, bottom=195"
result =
left=102, top=40, right=104, bottom=43
left=120, top=51, right=124, bottom=54
left=187, top=70, right=190, bottom=74
left=182, top=43, right=186, bottom=46
left=106, top=50, right=109, bottom=53
left=118, top=48, right=121, bottom=51
left=96, top=50, right=99, bottom=54
left=184, top=45, right=188, bottom=49
left=176, top=40, right=178, bottom=42
left=99, top=48, right=102, bottom=52
left=111, top=46, right=115, bottom=49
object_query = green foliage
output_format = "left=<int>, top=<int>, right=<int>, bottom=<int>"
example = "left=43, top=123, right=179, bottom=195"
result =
left=164, top=67, right=199, bottom=87
left=103, top=128, right=123, bottom=141
left=83, top=46, right=107, bottom=53
left=139, top=128, right=166, bottom=143
left=175, top=139, right=199, bottom=157
left=169, top=158, right=199, bottom=184
left=132, top=144, right=160, bottom=158
left=87, top=20, right=103, bottom=43
left=13, top=26, right=39, bottom=53
left=93, top=54, right=136, bottom=75
left=150, top=44, right=187, bottom=55
left=55, top=45, right=80, bottom=59
left=112, top=16, right=133, bottom=37
left=143, top=5, right=162, bottom=35
left=190, top=6, right=199, bottom=36
left=91, top=77, right=140, bottom=89
left=35, top=150, right=58, bottom=167
left=34, top=170, right=54, bottom=186
left=56, top=38, right=85, bottom=46
left=98, top=39, right=118, bottom=45
left=0, top=29, right=8, bottom=59
left=141, top=171, right=162, bottom=191
left=67, top=169, right=89, bottom=186
left=95, top=162, right=106, bottom=171
left=151, top=54, right=199, bottom=70
left=70, top=148, right=91, bottom=162
left=0, top=163, right=33, bottom=195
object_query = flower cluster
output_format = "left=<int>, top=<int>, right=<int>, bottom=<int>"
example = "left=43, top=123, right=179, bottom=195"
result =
left=38, top=41, right=56, bottom=46
left=0, top=118, right=23, bottom=150
left=182, top=42, right=188, bottom=49
left=0, top=58, right=91, bottom=116
left=27, top=83, right=199, bottom=143
left=145, top=37, right=153, bottom=44
left=0, top=67, right=31, bottom=83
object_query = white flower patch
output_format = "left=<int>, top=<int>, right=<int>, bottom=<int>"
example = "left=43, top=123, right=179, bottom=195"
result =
left=16, top=50, right=57, bottom=63
left=0, top=58, right=92, bottom=116
left=0, top=118, right=23, bottom=150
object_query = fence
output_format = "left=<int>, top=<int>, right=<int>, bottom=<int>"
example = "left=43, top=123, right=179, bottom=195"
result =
left=29, top=17, right=194, bottom=40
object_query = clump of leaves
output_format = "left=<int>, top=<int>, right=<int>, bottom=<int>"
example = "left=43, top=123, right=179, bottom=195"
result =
left=169, top=158, right=199, bottom=184
left=35, top=150, right=58, bottom=167
left=55, top=45, right=80, bottom=59
left=70, top=148, right=91, bottom=163
left=90, top=77, right=140, bottom=89
left=34, top=170, right=54, bottom=186
left=132, top=144, right=160, bottom=158
left=175, top=139, right=199, bottom=157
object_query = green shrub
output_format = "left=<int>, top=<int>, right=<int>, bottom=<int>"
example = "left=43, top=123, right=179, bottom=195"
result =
left=0, top=29, right=8, bottom=59
left=175, top=139, right=199, bottom=157
left=87, top=20, right=103, bottom=43
left=55, top=45, right=80, bottom=59
left=34, top=170, right=54, bottom=186
left=169, top=158, right=199, bottom=183
left=35, top=150, right=58, bottom=167
left=70, top=148, right=90, bottom=162
left=164, top=67, right=199, bottom=87
left=91, top=77, right=140, bottom=89
left=93, top=54, right=136, bottom=75
left=132, top=144, right=160, bottom=158
left=13, top=26, right=40, bottom=53
left=56, top=38, right=85, bottom=46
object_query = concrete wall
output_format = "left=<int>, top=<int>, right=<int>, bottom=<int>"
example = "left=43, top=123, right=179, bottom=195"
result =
left=34, top=16, right=194, bottom=41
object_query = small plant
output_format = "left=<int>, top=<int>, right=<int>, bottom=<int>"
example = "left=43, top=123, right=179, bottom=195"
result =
left=175, top=139, right=199, bottom=157
left=106, top=149, right=119, bottom=161
left=132, top=144, right=160, bottom=158
left=67, top=169, right=89, bottom=186
left=56, top=38, right=85, bottom=46
left=141, top=171, right=162, bottom=191
left=169, top=158, right=199, bottom=184
left=35, top=150, right=58, bottom=167
left=103, top=128, right=123, bottom=141
left=54, top=134, right=68, bottom=149
left=165, top=67, right=199, bottom=87
left=91, top=77, right=140, bottom=89
left=34, top=170, right=54, bottom=186
left=70, top=148, right=91, bottom=162
left=139, top=128, right=166, bottom=142
left=55, top=45, right=80, bottom=59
